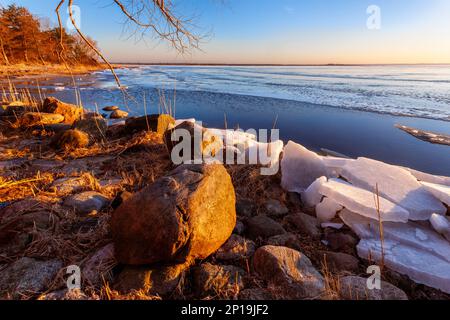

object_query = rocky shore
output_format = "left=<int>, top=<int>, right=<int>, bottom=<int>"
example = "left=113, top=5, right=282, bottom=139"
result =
left=0, top=97, right=449, bottom=300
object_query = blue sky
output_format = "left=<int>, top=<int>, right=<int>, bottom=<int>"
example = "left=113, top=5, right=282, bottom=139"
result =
left=1, top=0, right=450, bottom=64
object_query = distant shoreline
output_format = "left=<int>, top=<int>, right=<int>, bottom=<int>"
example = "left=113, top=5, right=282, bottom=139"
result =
left=0, top=63, right=117, bottom=78
left=114, top=62, right=450, bottom=67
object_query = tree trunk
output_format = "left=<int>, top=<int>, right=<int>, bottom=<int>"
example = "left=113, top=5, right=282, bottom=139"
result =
left=0, top=37, right=10, bottom=65
left=32, top=30, right=46, bottom=65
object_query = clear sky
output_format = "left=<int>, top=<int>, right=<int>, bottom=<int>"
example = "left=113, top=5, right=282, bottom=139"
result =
left=1, top=0, right=450, bottom=64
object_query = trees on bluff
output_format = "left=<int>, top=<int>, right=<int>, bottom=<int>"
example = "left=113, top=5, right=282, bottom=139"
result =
left=0, top=4, right=98, bottom=66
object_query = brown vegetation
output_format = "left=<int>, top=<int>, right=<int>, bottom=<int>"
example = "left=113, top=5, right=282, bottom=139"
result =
left=0, top=5, right=98, bottom=67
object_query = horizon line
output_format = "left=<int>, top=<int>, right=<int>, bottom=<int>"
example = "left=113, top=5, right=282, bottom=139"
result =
left=112, top=62, right=450, bottom=67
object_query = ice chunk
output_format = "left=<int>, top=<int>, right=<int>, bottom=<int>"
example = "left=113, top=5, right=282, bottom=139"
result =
left=402, top=167, right=450, bottom=187
left=430, top=213, right=450, bottom=234
left=319, top=178, right=409, bottom=222
left=430, top=214, right=450, bottom=240
left=281, top=141, right=328, bottom=193
left=341, top=157, right=446, bottom=220
left=244, top=139, right=284, bottom=173
left=339, top=209, right=450, bottom=262
left=358, top=238, right=450, bottom=294
left=320, top=156, right=355, bottom=177
left=421, top=182, right=450, bottom=206
left=208, top=128, right=257, bottom=146
left=315, top=197, right=343, bottom=222
left=302, top=176, right=327, bottom=208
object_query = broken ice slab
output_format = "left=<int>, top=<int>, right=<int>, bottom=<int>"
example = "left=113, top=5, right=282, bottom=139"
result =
left=302, top=176, right=327, bottom=208
left=430, top=213, right=450, bottom=233
left=341, top=157, right=446, bottom=220
left=281, top=141, right=328, bottom=193
left=320, top=148, right=351, bottom=159
left=421, top=182, right=450, bottom=206
left=208, top=128, right=257, bottom=146
left=319, top=178, right=409, bottom=223
left=320, top=156, right=355, bottom=178
left=430, top=214, right=450, bottom=242
left=358, top=238, right=450, bottom=294
left=339, top=209, right=450, bottom=263
left=315, top=197, right=343, bottom=223
left=402, top=167, right=450, bottom=187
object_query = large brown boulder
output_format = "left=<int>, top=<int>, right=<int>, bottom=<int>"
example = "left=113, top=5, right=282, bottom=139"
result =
left=125, top=114, right=175, bottom=135
left=111, top=164, right=236, bottom=265
left=42, top=97, right=83, bottom=124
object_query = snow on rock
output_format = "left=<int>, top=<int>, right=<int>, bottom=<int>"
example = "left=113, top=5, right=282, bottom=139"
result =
left=403, top=167, right=450, bottom=187
left=281, top=141, right=328, bottom=193
left=421, top=182, right=450, bottom=206
left=358, top=238, right=450, bottom=294
left=319, top=178, right=409, bottom=223
left=315, top=197, right=343, bottom=223
left=302, top=176, right=327, bottom=208
left=341, top=157, right=446, bottom=220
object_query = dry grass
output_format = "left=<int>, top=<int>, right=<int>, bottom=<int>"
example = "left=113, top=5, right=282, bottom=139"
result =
left=0, top=63, right=109, bottom=78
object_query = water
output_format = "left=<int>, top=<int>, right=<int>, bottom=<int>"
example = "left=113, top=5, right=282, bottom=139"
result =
left=98, top=65, right=450, bottom=121
left=8, top=65, right=450, bottom=176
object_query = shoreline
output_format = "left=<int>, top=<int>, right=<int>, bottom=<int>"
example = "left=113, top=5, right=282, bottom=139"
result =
left=0, top=96, right=449, bottom=300
left=0, top=63, right=122, bottom=78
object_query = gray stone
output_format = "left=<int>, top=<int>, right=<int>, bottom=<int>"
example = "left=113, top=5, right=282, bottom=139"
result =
left=339, top=276, right=408, bottom=300
left=284, top=213, right=321, bottom=239
left=191, top=263, right=245, bottom=297
left=236, top=198, right=255, bottom=218
left=246, top=215, right=286, bottom=240
left=324, top=232, right=358, bottom=253
left=114, top=263, right=187, bottom=297
left=316, top=251, right=359, bottom=273
left=0, top=257, right=62, bottom=299
left=253, top=245, right=325, bottom=300
left=233, top=220, right=245, bottom=235
left=266, top=233, right=301, bottom=250
left=64, top=191, right=109, bottom=215
left=239, top=288, right=274, bottom=300
left=216, top=234, right=256, bottom=261
left=266, top=199, right=289, bottom=217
